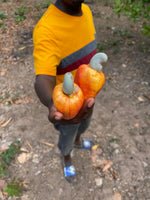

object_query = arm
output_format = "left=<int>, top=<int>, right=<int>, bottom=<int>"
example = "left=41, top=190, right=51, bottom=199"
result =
left=34, top=75, right=63, bottom=122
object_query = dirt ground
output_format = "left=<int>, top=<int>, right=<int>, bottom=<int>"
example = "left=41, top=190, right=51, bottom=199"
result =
left=0, top=0, right=150, bottom=199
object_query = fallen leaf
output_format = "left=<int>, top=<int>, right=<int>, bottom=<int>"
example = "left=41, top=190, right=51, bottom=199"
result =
left=92, top=144, right=100, bottom=150
left=113, top=192, right=122, bottom=200
left=26, top=141, right=33, bottom=150
left=14, top=99, right=25, bottom=104
left=20, top=147, right=29, bottom=153
left=41, top=142, right=55, bottom=147
left=138, top=96, right=144, bottom=102
left=19, top=46, right=26, bottom=50
left=109, top=168, right=119, bottom=180
left=1, top=118, right=12, bottom=127
left=0, top=143, right=9, bottom=152
left=144, top=94, right=150, bottom=101
left=102, top=161, right=113, bottom=172
left=93, top=160, right=108, bottom=168
left=17, top=153, right=27, bottom=164
left=91, top=148, right=102, bottom=162
left=0, top=120, right=5, bottom=125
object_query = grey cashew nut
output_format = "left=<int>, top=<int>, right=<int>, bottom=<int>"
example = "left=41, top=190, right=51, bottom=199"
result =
left=63, top=72, right=74, bottom=95
left=89, top=53, right=108, bottom=72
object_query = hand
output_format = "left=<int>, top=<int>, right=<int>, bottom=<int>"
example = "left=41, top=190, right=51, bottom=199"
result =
left=48, top=97, right=95, bottom=125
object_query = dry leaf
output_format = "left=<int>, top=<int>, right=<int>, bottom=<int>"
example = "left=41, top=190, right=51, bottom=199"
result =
left=92, top=144, right=100, bottom=150
left=144, top=94, right=150, bottom=101
left=18, top=153, right=28, bottom=164
left=138, top=97, right=144, bottom=102
left=15, top=99, right=25, bottom=104
left=41, top=142, right=55, bottom=147
left=26, top=140, right=33, bottom=150
left=1, top=118, right=12, bottom=127
left=91, top=148, right=102, bottom=162
left=113, top=192, right=122, bottom=200
left=20, top=147, right=29, bottom=153
left=109, top=168, right=119, bottom=180
left=19, top=46, right=26, bottom=50
left=0, top=120, right=5, bottom=125
left=0, top=143, right=9, bottom=152
left=102, top=161, right=113, bottom=172
left=93, top=160, right=108, bottom=168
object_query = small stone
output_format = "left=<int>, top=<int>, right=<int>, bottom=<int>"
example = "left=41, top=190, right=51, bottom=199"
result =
left=32, top=154, right=39, bottom=164
left=143, top=161, right=148, bottom=168
left=35, top=170, right=41, bottom=175
left=95, top=178, right=103, bottom=187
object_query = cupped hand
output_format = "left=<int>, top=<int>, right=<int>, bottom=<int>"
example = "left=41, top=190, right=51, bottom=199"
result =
left=48, top=97, right=95, bottom=125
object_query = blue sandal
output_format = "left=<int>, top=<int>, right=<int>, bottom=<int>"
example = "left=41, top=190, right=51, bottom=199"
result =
left=74, top=139, right=93, bottom=150
left=64, top=165, right=77, bottom=183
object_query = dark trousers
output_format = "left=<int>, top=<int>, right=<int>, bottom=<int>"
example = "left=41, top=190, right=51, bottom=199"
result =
left=54, top=112, right=92, bottom=156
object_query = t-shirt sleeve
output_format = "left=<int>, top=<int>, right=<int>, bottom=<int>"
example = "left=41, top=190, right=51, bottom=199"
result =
left=33, top=25, right=61, bottom=76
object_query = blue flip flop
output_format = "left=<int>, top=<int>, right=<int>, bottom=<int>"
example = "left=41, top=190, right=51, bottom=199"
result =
left=64, top=165, right=77, bottom=183
left=74, top=139, right=93, bottom=150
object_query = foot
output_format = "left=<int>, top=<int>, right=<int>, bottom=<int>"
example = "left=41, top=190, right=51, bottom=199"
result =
left=62, top=154, right=77, bottom=184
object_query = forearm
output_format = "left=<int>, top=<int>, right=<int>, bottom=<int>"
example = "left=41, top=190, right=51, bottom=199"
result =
left=34, top=75, right=56, bottom=109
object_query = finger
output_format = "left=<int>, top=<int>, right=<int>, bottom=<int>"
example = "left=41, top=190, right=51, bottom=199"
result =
left=86, top=98, right=95, bottom=108
left=54, top=112, right=63, bottom=120
left=49, top=105, right=64, bottom=122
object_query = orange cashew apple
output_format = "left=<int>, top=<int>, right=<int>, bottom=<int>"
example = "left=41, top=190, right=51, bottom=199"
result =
left=52, top=72, right=84, bottom=120
left=75, top=53, right=108, bottom=100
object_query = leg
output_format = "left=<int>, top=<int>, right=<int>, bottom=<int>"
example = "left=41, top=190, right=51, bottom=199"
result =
left=54, top=123, right=80, bottom=183
left=75, top=110, right=93, bottom=147
left=55, top=123, right=80, bottom=155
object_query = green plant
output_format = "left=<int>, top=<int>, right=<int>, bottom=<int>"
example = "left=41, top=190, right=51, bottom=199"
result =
left=4, top=184, right=22, bottom=197
left=0, top=0, right=10, bottom=2
left=35, top=12, right=44, bottom=19
left=1, top=141, right=21, bottom=164
left=97, top=43, right=106, bottom=51
left=0, top=159, right=7, bottom=177
left=0, top=12, right=7, bottom=20
left=35, top=1, right=51, bottom=11
left=113, top=29, right=134, bottom=38
left=15, top=6, right=27, bottom=22
left=0, top=20, right=6, bottom=33
left=109, top=137, right=120, bottom=143
left=114, top=0, right=150, bottom=38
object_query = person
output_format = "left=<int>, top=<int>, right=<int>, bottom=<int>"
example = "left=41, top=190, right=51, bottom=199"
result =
left=33, top=0, right=97, bottom=183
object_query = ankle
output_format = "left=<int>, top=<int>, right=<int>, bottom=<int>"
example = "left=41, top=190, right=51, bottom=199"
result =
left=63, top=154, right=72, bottom=166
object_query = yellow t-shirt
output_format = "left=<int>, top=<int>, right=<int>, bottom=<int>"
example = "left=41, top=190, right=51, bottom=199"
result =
left=33, top=3, right=97, bottom=85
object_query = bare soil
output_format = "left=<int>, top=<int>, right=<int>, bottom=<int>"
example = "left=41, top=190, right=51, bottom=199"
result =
left=0, top=0, right=150, bottom=199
